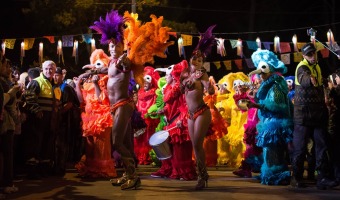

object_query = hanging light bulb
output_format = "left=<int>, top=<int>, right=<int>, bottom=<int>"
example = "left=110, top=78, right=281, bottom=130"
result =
left=292, top=34, right=298, bottom=52
left=256, top=37, right=261, bottom=49
left=91, top=38, right=96, bottom=53
left=39, top=42, right=43, bottom=65
left=274, top=36, right=280, bottom=53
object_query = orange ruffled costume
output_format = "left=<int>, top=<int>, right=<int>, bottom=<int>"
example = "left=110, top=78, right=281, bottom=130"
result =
left=75, top=73, right=116, bottom=178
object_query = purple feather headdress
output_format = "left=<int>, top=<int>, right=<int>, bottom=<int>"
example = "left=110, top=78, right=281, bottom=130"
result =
left=192, top=25, right=217, bottom=58
left=90, top=10, right=125, bottom=45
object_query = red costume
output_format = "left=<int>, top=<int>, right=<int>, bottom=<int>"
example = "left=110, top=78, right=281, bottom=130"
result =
left=135, top=67, right=160, bottom=165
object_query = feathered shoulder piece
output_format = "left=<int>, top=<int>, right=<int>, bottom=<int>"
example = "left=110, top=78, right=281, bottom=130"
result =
left=192, top=25, right=217, bottom=58
left=124, top=12, right=174, bottom=65
left=90, top=10, right=125, bottom=45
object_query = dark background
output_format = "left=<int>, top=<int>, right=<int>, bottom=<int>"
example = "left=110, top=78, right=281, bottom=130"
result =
left=1, top=0, right=340, bottom=80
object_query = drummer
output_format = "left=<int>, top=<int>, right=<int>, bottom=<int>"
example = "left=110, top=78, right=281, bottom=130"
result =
left=150, top=60, right=197, bottom=181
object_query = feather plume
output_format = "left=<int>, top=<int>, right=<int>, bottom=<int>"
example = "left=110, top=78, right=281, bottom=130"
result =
left=193, top=25, right=217, bottom=58
left=90, top=10, right=125, bottom=45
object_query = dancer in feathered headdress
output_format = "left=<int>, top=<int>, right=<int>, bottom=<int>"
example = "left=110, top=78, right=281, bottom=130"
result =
left=88, top=9, right=173, bottom=190
left=179, top=25, right=217, bottom=190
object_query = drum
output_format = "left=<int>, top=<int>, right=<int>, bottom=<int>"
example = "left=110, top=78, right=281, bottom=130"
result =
left=149, top=130, right=172, bottom=160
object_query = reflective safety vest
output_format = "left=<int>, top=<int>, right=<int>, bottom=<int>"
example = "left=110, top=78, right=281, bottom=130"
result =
left=34, top=74, right=60, bottom=111
left=294, top=59, right=322, bottom=86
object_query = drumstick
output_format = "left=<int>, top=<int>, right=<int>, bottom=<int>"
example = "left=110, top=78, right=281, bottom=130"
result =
left=166, top=126, right=177, bottom=132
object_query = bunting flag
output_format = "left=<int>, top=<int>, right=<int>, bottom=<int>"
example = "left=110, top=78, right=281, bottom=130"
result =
left=62, top=35, right=73, bottom=47
left=24, top=38, right=35, bottom=50
left=213, top=61, right=221, bottom=69
left=297, top=42, right=306, bottom=51
left=43, top=36, right=55, bottom=43
left=216, top=38, right=226, bottom=57
left=246, top=41, right=258, bottom=51
left=280, top=54, right=290, bottom=65
left=4, top=39, right=16, bottom=49
left=280, top=42, right=291, bottom=53
left=245, top=58, right=255, bottom=68
left=263, top=42, right=272, bottom=50
left=181, top=34, right=192, bottom=46
left=320, top=48, right=330, bottom=58
left=203, top=62, right=210, bottom=72
left=315, top=42, right=325, bottom=51
left=234, top=59, right=243, bottom=70
left=82, top=34, right=93, bottom=44
left=230, top=39, right=238, bottom=48
left=223, top=60, right=232, bottom=70
left=293, top=52, right=303, bottom=62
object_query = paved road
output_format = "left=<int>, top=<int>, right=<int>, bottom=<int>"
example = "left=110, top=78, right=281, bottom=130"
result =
left=6, top=166, right=340, bottom=200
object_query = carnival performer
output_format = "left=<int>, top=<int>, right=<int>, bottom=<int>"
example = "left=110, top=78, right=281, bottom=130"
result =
left=247, top=49, right=293, bottom=185
left=134, top=66, right=160, bottom=165
left=203, top=76, right=228, bottom=167
left=150, top=60, right=197, bottom=181
left=216, top=72, right=249, bottom=168
left=179, top=25, right=216, bottom=190
left=233, top=74, right=263, bottom=178
left=285, top=76, right=295, bottom=104
left=146, top=76, right=167, bottom=167
left=88, top=10, right=174, bottom=190
left=74, top=49, right=116, bottom=179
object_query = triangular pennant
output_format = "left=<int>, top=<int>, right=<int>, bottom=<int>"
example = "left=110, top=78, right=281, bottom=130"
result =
left=216, top=38, right=226, bottom=57
left=297, top=42, right=306, bottom=51
left=62, top=35, right=73, bottom=47
left=181, top=34, right=192, bottom=46
left=263, top=42, right=272, bottom=50
left=246, top=41, right=258, bottom=51
left=280, top=42, right=291, bottom=53
left=82, top=34, right=93, bottom=44
left=43, top=36, right=55, bottom=43
left=293, top=52, right=303, bottom=62
left=315, top=42, right=325, bottom=51
left=4, top=39, right=16, bottom=49
left=280, top=54, right=290, bottom=65
left=229, top=40, right=238, bottom=48
left=320, top=48, right=330, bottom=58
left=223, top=60, right=232, bottom=70
left=24, top=38, right=35, bottom=50
left=234, top=59, right=243, bottom=70
left=245, top=58, right=255, bottom=69
left=213, top=61, right=221, bottom=69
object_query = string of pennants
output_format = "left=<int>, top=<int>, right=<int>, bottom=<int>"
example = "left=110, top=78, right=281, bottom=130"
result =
left=1, top=30, right=339, bottom=71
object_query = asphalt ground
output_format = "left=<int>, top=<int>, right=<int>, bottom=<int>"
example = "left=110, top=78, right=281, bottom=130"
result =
left=5, top=165, right=340, bottom=200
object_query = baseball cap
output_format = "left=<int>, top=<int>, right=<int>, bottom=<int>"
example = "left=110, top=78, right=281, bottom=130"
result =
left=301, top=43, right=316, bottom=55
left=55, top=67, right=63, bottom=74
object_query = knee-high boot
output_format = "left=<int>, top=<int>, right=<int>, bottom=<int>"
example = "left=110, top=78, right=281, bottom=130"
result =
left=120, top=157, right=141, bottom=190
left=195, top=160, right=209, bottom=190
